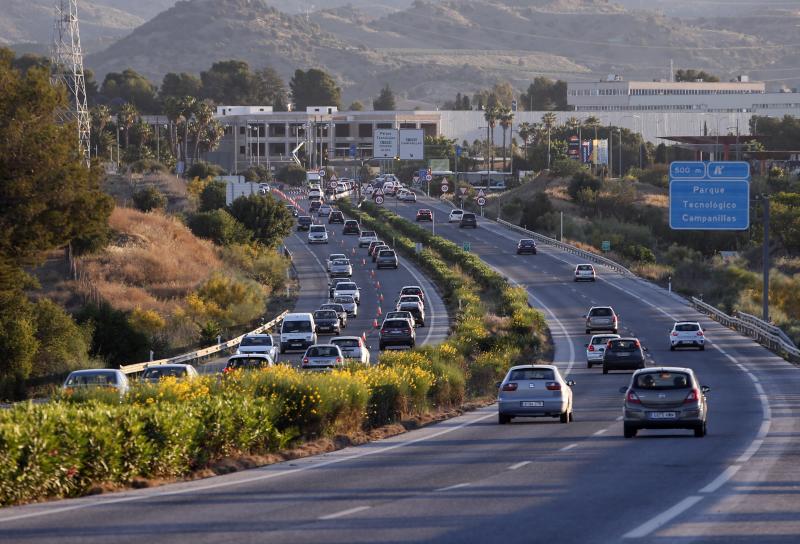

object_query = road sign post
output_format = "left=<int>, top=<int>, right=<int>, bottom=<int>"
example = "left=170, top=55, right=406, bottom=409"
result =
left=669, top=161, right=750, bottom=230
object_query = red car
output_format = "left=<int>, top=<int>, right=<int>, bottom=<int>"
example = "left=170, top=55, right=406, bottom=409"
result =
left=415, top=209, right=433, bottom=221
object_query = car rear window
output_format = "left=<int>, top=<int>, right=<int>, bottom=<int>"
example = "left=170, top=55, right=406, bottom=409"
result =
left=338, top=283, right=357, bottom=290
left=298, top=216, right=311, bottom=224
left=591, top=336, right=616, bottom=345
left=462, top=213, right=475, bottom=219
left=334, top=296, right=354, bottom=304
left=634, top=372, right=691, bottom=390
left=241, top=336, right=272, bottom=346
left=361, top=231, right=375, bottom=237
left=308, top=346, right=339, bottom=357
left=578, top=265, right=594, bottom=271
left=66, top=372, right=118, bottom=386
left=590, top=307, right=613, bottom=317
left=378, top=250, right=395, bottom=257
left=332, top=259, right=349, bottom=265
left=383, top=319, right=410, bottom=330
left=310, top=226, right=326, bottom=233
left=675, top=323, right=701, bottom=332
left=508, top=368, right=555, bottom=381
left=228, top=357, right=267, bottom=369
left=332, top=339, right=359, bottom=348
left=321, top=304, right=343, bottom=312
left=609, top=340, right=639, bottom=351
left=402, top=288, right=422, bottom=296
left=314, top=311, right=337, bottom=320
left=143, top=367, right=187, bottom=379
left=344, top=220, right=357, bottom=226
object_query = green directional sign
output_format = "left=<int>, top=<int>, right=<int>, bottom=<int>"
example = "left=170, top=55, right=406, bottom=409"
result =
left=463, top=241, right=471, bottom=252
left=601, top=240, right=611, bottom=252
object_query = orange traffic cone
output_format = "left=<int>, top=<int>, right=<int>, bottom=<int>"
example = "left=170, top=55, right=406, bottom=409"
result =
left=362, top=258, right=366, bottom=266
left=370, top=269, right=375, bottom=278
left=362, top=331, right=367, bottom=342
left=376, top=281, right=381, bottom=290
left=372, top=319, right=379, bottom=328
left=340, top=239, right=345, bottom=246
left=351, top=247, right=356, bottom=256
left=377, top=307, right=382, bottom=316
left=379, top=293, right=384, bottom=302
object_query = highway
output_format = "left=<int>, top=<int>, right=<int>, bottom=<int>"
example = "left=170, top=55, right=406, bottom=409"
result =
left=1, top=195, right=798, bottom=543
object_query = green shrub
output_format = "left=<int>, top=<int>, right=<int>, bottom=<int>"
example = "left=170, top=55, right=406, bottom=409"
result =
left=198, top=180, right=227, bottom=212
left=567, top=171, right=602, bottom=200
left=186, top=209, right=252, bottom=246
left=132, top=186, right=166, bottom=212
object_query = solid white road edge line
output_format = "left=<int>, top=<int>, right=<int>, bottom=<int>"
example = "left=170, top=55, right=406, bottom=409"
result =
left=559, top=444, right=578, bottom=452
left=699, top=465, right=743, bottom=494
left=622, top=496, right=704, bottom=539
left=508, top=461, right=532, bottom=470
left=435, top=483, right=470, bottom=492
left=318, top=506, right=371, bottom=521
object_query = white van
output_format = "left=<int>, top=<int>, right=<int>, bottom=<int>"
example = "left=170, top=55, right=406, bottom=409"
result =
left=280, top=312, right=317, bottom=353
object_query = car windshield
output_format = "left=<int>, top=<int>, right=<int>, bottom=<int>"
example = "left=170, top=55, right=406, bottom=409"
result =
left=66, top=372, right=118, bottom=386
left=314, top=311, right=337, bottom=320
left=590, top=308, right=613, bottom=316
left=609, top=340, right=638, bottom=351
left=634, top=372, right=691, bottom=390
left=240, top=336, right=272, bottom=346
left=334, top=296, right=354, bottom=304
left=332, top=339, right=359, bottom=348
left=508, top=368, right=555, bottom=381
left=310, top=226, right=326, bottom=233
left=307, top=346, right=339, bottom=357
left=143, top=367, right=187, bottom=379
left=299, top=216, right=311, bottom=223
left=337, top=283, right=357, bottom=291
left=332, top=260, right=349, bottom=266
left=282, top=320, right=312, bottom=333
left=675, top=323, right=701, bottom=332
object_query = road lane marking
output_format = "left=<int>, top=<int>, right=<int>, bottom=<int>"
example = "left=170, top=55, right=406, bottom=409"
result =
left=318, top=506, right=371, bottom=520
left=736, top=439, right=763, bottom=464
left=699, top=465, right=742, bottom=494
left=435, top=483, right=470, bottom=492
left=508, top=461, right=531, bottom=470
left=623, top=496, right=704, bottom=539
left=592, top=429, right=607, bottom=436
left=559, top=444, right=578, bottom=452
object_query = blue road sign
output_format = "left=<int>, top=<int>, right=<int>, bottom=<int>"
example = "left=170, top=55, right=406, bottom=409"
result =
left=419, top=168, right=428, bottom=180
left=669, top=161, right=750, bottom=231
left=349, top=143, right=357, bottom=158
left=455, top=145, right=462, bottom=158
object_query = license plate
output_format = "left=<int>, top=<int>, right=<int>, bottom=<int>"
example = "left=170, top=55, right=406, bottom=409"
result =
left=617, top=352, right=629, bottom=357
left=521, top=401, right=544, bottom=407
left=649, top=412, right=677, bottom=419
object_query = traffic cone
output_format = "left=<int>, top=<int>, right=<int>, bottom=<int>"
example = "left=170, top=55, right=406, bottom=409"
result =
left=362, top=258, right=366, bottom=266
left=377, top=307, right=382, bottom=316
left=376, top=281, right=381, bottom=290
left=362, top=331, right=367, bottom=342
left=379, top=293, right=384, bottom=302
left=372, top=319, right=379, bottom=328
left=341, top=239, right=345, bottom=246
left=351, top=247, right=356, bottom=256
left=370, top=269, right=375, bottom=278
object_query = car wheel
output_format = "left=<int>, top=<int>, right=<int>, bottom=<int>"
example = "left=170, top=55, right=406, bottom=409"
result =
left=279, top=344, right=286, bottom=354
left=670, top=345, right=675, bottom=351
left=587, top=361, right=592, bottom=369
left=585, top=329, right=591, bottom=334
left=568, top=411, right=574, bottom=423
left=602, top=366, right=608, bottom=375
left=498, top=413, right=511, bottom=425
left=379, top=343, right=385, bottom=351
left=624, top=424, right=637, bottom=438
left=700, top=345, right=705, bottom=351
left=612, top=329, right=618, bottom=334
left=694, top=421, right=707, bottom=437
left=560, top=411, right=569, bottom=424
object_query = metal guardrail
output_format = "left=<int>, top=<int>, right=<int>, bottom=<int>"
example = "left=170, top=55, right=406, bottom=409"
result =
left=119, top=311, right=288, bottom=374
left=691, top=298, right=800, bottom=362
left=496, top=219, right=634, bottom=276
left=737, top=311, right=799, bottom=349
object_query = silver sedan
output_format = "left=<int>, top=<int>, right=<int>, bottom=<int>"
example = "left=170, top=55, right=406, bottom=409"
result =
left=497, top=364, right=575, bottom=424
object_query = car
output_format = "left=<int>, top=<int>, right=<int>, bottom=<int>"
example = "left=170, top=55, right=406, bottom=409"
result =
left=621, top=367, right=709, bottom=438
left=497, top=365, right=575, bottom=424
left=516, top=239, right=537, bottom=254
left=367, top=240, right=385, bottom=256
left=318, top=204, right=332, bottom=217
left=415, top=209, right=433, bottom=221
left=602, top=337, right=647, bottom=374
left=329, top=258, right=353, bottom=278
left=330, top=336, right=371, bottom=365
left=448, top=209, right=464, bottom=223
left=319, top=303, right=348, bottom=328
left=333, top=295, right=358, bottom=317
left=258, top=183, right=271, bottom=194
left=343, top=220, right=360, bottom=235
left=398, top=191, right=417, bottom=202
left=297, top=215, right=313, bottom=231
left=285, top=204, right=298, bottom=217
left=670, top=321, right=706, bottom=351
left=326, top=253, right=348, bottom=272
left=313, top=310, right=341, bottom=335
left=585, top=306, right=619, bottom=334
left=371, top=244, right=390, bottom=262
left=376, top=249, right=399, bottom=269
left=307, top=225, right=329, bottom=244
left=63, top=369, right=130, bottom=397
left=236, top=333, right=278, bottom=361
left=399, top=286, right=425, bottom=305
left=141, top=364, right=199, bottom=383
left=333, top=281, right=360, bottom=304
left=379, top=318, right=416, bottom=350
left=585, top=334, right=621, bottom=368
left=385, top=310, right=416, bottom=328
left=279, top=312, right=317, bottom=353
left=358, top=230, right=378, bottom=247
left=396, top=295, right=423, bottom=312
left=328, top=210, right=344, bottom=224
left=224, top=354, right=273, bottom=373
left=397, top=301, right=424, bottom=326
left=302, top=344, right=345, bottom=370
left=459, top=213, right=477, bottom=228
left=309, top=200, right=322, bottom=213
left=574, top=264, right=597, bottom=282
left=329, top=278, right=349, bottom=299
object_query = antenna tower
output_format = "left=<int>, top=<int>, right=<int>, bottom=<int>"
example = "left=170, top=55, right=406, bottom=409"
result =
left=50, top=0, right=91, bottom=167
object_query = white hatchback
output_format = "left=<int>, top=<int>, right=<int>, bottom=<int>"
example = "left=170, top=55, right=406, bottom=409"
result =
left=585, top=334, right=621, bottom=368
left=574, top=264, right=596, bottom=282
left=670, top=321, right=706, bottom=351
left=448, top=209, right=464, bottom=222
left=308, top=225, right=328, bottom=244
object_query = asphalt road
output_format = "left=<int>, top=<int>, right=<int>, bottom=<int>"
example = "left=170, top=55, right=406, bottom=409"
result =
left=2, top=195, right=798, bottom=543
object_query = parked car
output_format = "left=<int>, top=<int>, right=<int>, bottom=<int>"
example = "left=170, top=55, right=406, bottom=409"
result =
left=225, top=354, right=273, bottom=373
left=376, top=249, right=399, bottom=269
left=329, top=258, right=353, bottom=278
left=326, top=253, right=348, bottom=272
left=330, top=336, right=371, bottom=365
left=415, top=209, right=433, bottom=221
left=319, top=303, right=348, bottom=328
left=328, top=210, right=344, bottom=224
left=141, top=364, right=199, bottom=383
left=459, top=212, right=477, bottom=228
left=448, top=209, right=464, bottom=222
left=333, top=295, right=358, bottom=317
left=497, top=365, right=575, bottom=424
left=236, top=333, right=278, bottom=361
left=585, top=334, right=621, bottom=368
left=307, top=225, right=329, bottom=244
left=279, top=312, right=317, bottom=353
left=385, top=310, right=416, bottom=328
left=379, top=318, right=416, bottom=350
left=621, top=367, right=709, bottom=438
left=302, top=344, right=345, bottom=370
left=574, top=264, right=597, bottom=282
left=516, top=239, right=537, bottom=255
left=343, top=220, right=360, bottom=235
left=399, top=286, right=425, bottom=305
left=585, top=306, right=619, bottom=334
left=297, top=215, right=313, bottom=231
left=333, top=281, right=360, bottom=304
left=670, top=321, right=706, bottom=351
left=318, top=204, right=332, bottom=217
left=313, top=310, right=341, bottom=335
left=358, top=230, right=378, bottom=247
left=602, top=337, right=647, bottom=374
left=63, top=369, right=130, bottom=397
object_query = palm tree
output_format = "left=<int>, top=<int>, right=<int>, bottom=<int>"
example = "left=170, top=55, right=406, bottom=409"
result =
left=90, top=105, right=112, bottom=157
left=484, top=105, right=498, bottom=171
left=498, top=106, right=514, bottom=171
left=541, top=112, right=558, bottom=131
left=163, top=96, right=183, bottom=161
left=177, top=96, right=197, bottom=164
left=192, top=102, right=215, bottom=162
left=199, top=119, right=225, bottom=158
left=118, top=103, right=139, bottom=150
left=518, top=122, right=533, bottom=161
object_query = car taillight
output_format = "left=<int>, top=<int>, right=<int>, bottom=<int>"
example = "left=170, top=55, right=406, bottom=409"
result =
left=336, top=357, right=342, bottom=363
left=634, top=340, right=641, bottom=348
left=697, top=331, right=704, bottom=336
left=684, top=388, right=700, bottom=404
left=672, top=332, right=679, bottom=336
left=588, top=344, right=595, bottom=352
left=626, top=390, right=641, bottom=404
left=546, top=382, right=561, bottom=391
left=502, top=382, right=518, bottom=391
left=302, top=357, right=309, bottom=366
left=607, top=341, right=613, bottom=349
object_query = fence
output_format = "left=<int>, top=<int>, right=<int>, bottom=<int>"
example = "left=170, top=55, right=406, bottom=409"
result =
left=119, top=310, right=288, bottom=374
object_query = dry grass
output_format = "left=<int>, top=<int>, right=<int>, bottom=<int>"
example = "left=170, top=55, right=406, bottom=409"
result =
left=79, top=208, right=222, bottom=314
